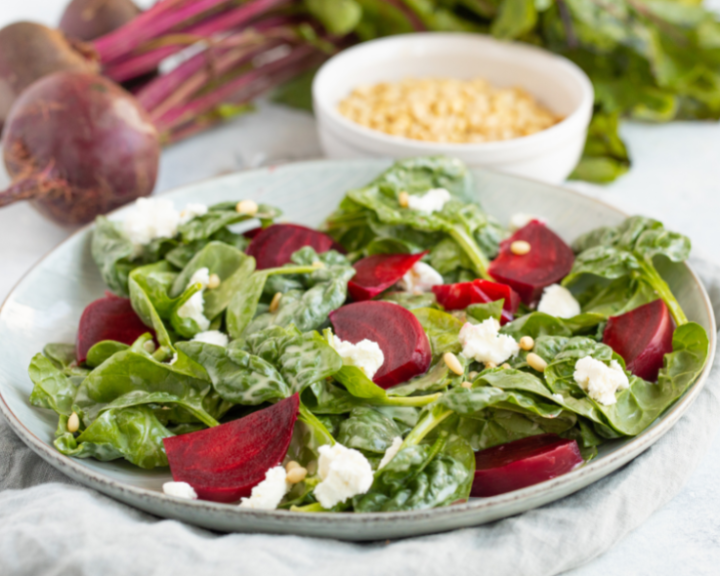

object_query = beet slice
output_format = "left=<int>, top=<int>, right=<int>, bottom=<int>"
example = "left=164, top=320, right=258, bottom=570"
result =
left=471, top=434, right=583, bottom=497
left=603, top=299, right=674, bottom=382
left=432, top=279, right=519, bottom=325
left=76, top=293, right=153, bottom=364
left=330, top=301, right=431, bottom=389
left=164, top=394, right=299, bottom=503
left=348, top=252, right=427, bottom=301
left=488, top=221, right=574, bottom=306
left=246, top=224, right=344, bottom=270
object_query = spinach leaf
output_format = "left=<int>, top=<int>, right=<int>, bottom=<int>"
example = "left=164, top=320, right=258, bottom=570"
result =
left=467, top=300, right=504, bottom=323
left=412, top=307, right=463, bottom=357
left=129, top=262, right=182, bottom=319
left=333, top=364, right=442, bottom=407
left=86, top=341, right=130, bottom=368
left=43, top=344, right=77, bottom=370
left=91, top=217, right=138, bottom=297
left=387, top=361, right=454, bottom=397
left=177, top=204, right=280, bottom=243
left=226, top=269, right=266, bottom=339
left=379, top=291, right=437, bottom=310
left=28, top=354, right=76, bottom=416
left=337, top=407, right=402, bottom=453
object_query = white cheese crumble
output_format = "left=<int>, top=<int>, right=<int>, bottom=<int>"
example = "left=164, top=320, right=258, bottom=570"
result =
left=458, top=318, right=520, bottom=365
left=573, top=357, right=630, bottom=406
left=238, top=466, right=289, bottom=510
left=188, top=267, right=211, bottom=290
left=179, top=203, right=208, bottom=225
left=552, top=393, right=564, bottom=403
left=509, top=213, right=545, bottom=232
left=537, top=284, right=581, bottom=319
left=378, top=436, right=403, bottom=470
left=169, top=353, right=178, bottom=366
left=177, top=267, right=211, bottom=331
left=332, top=335, right=385, bottom=380
left=398, top=262, right=444, bottom=294
left=163, top=481, right=197, bottom=500
left=192, top=330, right=229, bottom=347
left=313, top=443, right=374, bottom=509
left=407, top=188, right=451, bottom=214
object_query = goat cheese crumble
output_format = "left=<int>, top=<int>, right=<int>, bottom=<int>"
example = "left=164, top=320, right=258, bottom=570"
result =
left=552, top=393, right=564, bottom=403
left=332, top=335, right=385, bottom=380
left=573, top=357, right=630, bottom=405
left=238, top=466, right=289, bottom=510
left=378, top=436, right=403, bottom=470
left=176, top=267, right=211, bottom=331
left=398, top=262, right=444, bottom=294
left=509, top=213, right=545, bottom=232
left=179, top=203, right=208, bottom=224
left=407, top=188, right=451, bottom=214
left=537, top=284, right=581, bottom=319
left=458, top=318, right=520, bottom=365
left=313, top=443, right=374, bottom=508
left=192, top=330, right=229, bottom=347
left=163, top=481, right=198, bottom=500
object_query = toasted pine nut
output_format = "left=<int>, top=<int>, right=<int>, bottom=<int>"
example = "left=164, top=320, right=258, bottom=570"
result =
left=398, top=191, right=410, bottom=208
left=269, top=292, right=282, bottom=313
left=236, top=199, right=258, bottom=216
left=143, top=340, right=156, bottom=354
left=311, top=261, right=326, bottom=269
left=526, top=352, right=548, bottom=372
left=468, top=371, right=478, bottom=380
left=511, top=240, right=531, bottom=255
left=501, top=363, right=511, bottom=369
left=460, top=381, right=473, bottom=389
left=286, top=467, right=308, bottom=484
left=68, top=412, right=80, bottom=433
left=208, top=273, right=221, bottom=289
left=285, top=460, right=301, bottom=472
left=519, top=336, right=534, bottom=351
left=485, top=361, right=497, bottom=370
left=444, top=352, right=464, bottom=375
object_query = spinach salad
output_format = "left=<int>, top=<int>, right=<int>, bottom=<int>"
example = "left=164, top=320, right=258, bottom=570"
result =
left=28, top=157, right=709, bottom=513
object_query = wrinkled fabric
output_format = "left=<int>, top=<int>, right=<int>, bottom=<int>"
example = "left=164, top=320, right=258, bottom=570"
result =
left=1, top=255, right=719, bottom=576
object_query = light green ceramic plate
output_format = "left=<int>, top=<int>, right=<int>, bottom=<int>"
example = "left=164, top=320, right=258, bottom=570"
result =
left=0, top=160, right=715, bottom=541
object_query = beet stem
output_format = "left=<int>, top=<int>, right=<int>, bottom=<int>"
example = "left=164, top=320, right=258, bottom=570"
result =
left=0, top=165, right=60, bottom=208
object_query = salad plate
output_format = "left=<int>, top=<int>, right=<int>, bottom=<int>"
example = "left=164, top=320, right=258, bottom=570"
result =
left=0, top=159, right=715, bottom=540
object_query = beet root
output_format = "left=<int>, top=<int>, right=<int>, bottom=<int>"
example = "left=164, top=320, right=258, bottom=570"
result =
left=348, top=252, right=427, bottom=301
left=60, top=0, right=141, bottom=42
left=76, top=293, right=154, bottom=364
left=164, top=394, right=300, bottom=503
left=246, top=224, right=345, bottom=270
left=1, top=71, right=159, bottom=225
left=471, top=434, right=583, bottom=497
left=488, top=221, right=575, bottom=306
left=330, top=301, right=432, bottom=388
left=0, top=22, right=98, bottom=130
left=432, top=279, right=520, bottom=325
left=603, top=299, right=674, bottom=382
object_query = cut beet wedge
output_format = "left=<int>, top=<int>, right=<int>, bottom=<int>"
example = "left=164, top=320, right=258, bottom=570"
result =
left=330, top=301, right=432, bottom=389
left=488, top=221, right=574, bottom=306
left=432, top=280, right=519, bottom=325
left=471, top=433, right=583, bottom=497
left=76, top=293, right=154, bottom=364
left=348, top=252, right=427, bottom=301
left=246, top=224, right=344, bottom=269
left=603, top=299, right=675, bottom=382
left=164, top=394, right=300, bottom=503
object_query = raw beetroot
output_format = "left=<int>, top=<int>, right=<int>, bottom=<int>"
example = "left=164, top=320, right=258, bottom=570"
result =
left=488, top=221, right=574, bottom=306
left=603, top=299, right=675, bottom=382
left=348, top=252, right=427, bottom=301
left=330, top=301, right=432, bottom=388
left=471, top=434, right=583, bottom=497
left=246, top=224, right=344, bottom=270
left=60, top=0, right=141, bottom=42
left=76, top=293, right=153, bottom=364
left=432, top=279, right=520, bottom=325
left=1, top=71, right=159, bottom=225
left=164, top=394, right=300, bottom=503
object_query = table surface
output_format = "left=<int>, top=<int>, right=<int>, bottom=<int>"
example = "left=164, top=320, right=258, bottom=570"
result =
left=2, top=3, right=720, bottom=574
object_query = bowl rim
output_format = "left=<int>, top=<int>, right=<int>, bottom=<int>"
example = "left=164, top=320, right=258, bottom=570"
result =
left=313, top=32, right=595, bottom=154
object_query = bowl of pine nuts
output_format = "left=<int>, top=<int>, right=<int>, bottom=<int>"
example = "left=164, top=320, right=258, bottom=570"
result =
left=313, top=33, right=593, bottom=184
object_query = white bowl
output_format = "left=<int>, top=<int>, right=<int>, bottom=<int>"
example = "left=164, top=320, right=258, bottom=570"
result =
left=313, top=33, right=594, bottom=184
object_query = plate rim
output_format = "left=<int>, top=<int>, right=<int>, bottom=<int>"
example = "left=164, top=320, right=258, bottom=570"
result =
left=0, top=158, right=716, bottom=537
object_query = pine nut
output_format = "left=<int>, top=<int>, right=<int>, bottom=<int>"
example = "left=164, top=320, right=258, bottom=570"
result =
left=468, top=371, right=478, bottom=380
left=285, top=460, right=301, bottom=472
left=208, top=273, right=221, bottom=289
left=485, top=361, right=497, bottom=369
left=143, top=340, right=156, bottom=354
left=526, top=352, right=548, bottom=372
left=501, top=363, right=511, bottom=369
left=236, top=199, right=258, bottom=216
left=286, top=467, right=308, bottom=484
left=398, top=191, right=410, bottom=208
left=510, top=240, right=531, bottom=255
left=460, top=381, right=473, bottom=389
left=444, top=352, right=464, bottom=375
left=519, top=336, right=535, bottom=351
left=68, top=412, right=80, bottom=433
left=269, top=292, right=282, bottom=313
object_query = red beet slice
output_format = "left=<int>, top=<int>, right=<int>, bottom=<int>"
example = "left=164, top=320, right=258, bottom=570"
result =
left=603, top=299, right=674, bottom=382
left=246, top=224, right=345, bottom=270
left=330, top=301, right=432, bottom=389
left=164, top=394, right=299, bottom=503
left=488, top=221, right=574, bottom=306
left=471, top=434, right=583, bottom=497
left=348, top=252, right=427, bottom=301
left=76, top=293, right=153, bottom=364
left=432, top=280, right=519, bottom=325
